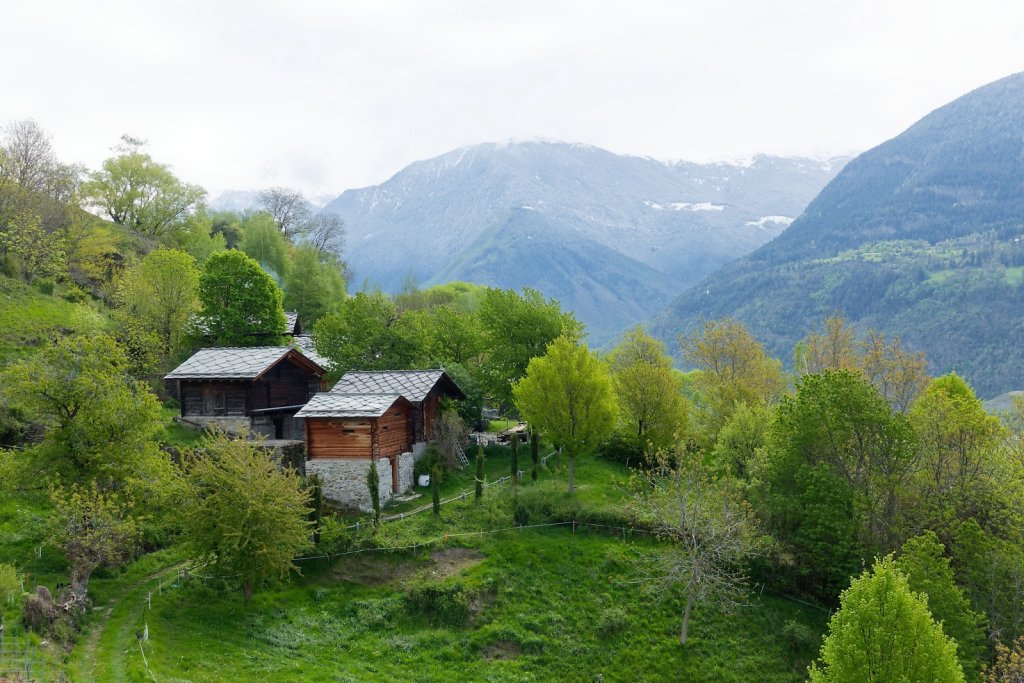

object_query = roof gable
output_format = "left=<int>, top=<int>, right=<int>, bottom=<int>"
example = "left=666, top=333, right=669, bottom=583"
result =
left=329, top=369, right=465, bottom=403
left=165, top=347, right=325, bottom=381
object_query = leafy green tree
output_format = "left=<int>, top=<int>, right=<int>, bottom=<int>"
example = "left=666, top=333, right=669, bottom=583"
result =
left=809, top=556, right=965, bottom=683
left=411, top=305, right=483, bottom=366
left=711, top=401, right=772, bottom=479
left=197, top=250, right=286, bottom=346
left=49, top=483, right=140, bottom=603
left=0, top=335, right=165, bottom=486
left=757, top=371, right=915, bottom=599
left=681, top=319, right=784, bottom=447
left=610, top=328, right=689, bottom=459
left=986, top=637, right=1024, bottom=683
left=431, top=462, right=442, bottom=515
left=0, top=563, right=21, bottom=607
left=367, top=456, right=381, bottom=525
left=81, top=136, right=205, bottom=236
left=182, top=433, right=311, bottom=601
left=530, top=430, right=539, bottom=481
left=896, top=532, right=987, bottom=678
left=169, top=212, right=226, bottom=265
left=116, top=248, right=200, bottom=358
left=1, top=210, right=66, bottom=284
left=283, top=245, right=346, bottom=326
left=480, top=287, right=580, bottom=406
left=632, top=455, right=763, bottom=645
left=952, top=520, right=1024, bottom=646
left=513, top=335, right=616, bottom=493
left=475, top=445, right=485, bottom=501
left=313, top=291, right=421, bottom=377
left=239, top=212, right=290, bottom=280
left=906, top=374, right=1010, bottom=537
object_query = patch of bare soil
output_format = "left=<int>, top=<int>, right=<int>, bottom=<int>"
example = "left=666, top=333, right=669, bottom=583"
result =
left=482, top=640, right=522, bottom=660
left=426, top=547, right=485, bottom=579
left=330, top=555, right=423, bottom=586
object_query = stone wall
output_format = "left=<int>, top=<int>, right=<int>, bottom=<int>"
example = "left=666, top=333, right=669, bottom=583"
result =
left=398, top=452, right=415, bottom=493
left=412, top=442, right=427, bottom=460
left=175, top=415, right=250, bottom=436
left=307, top=458, right=393, bottom=512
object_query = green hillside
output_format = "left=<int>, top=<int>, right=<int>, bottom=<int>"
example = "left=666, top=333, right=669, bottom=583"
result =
left=655, top=71, right=1024, bottom=397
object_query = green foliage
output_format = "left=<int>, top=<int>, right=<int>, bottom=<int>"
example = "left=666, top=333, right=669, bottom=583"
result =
left=182, top=433, right=312, bottom=600
left=49, top=483, right=140, bottom=601
left=168, top=211, right=227, bottom=265
left=368, top=457, right=381, bottom=525
left=513, top=335, right=616, bottom=493
left=610, top=327, right=689, bottom=458
left=404, top=580, right=477, bottom=627
left=479, top=287, right=580, bottom=406
left=475, top=445, right=484, bottom=502
left=115, top=248, right=199, bottom=358
left=530, top=430, right=539, bottom=481
left=1, top=210, right=66, bottom=285
left=681, top=318, right=783, bottom=447
left=509, top=433, right=519, bottom=484
left=952, top=519, right=1024, bottom=646
left=596, top=431, right=645, bottom=468
left=0, top=562, right=21, bottom=607
left=239, top=212, right=290, bottom=280
left=756, top=371, right=919, bottom=600
left=809, top=556, right=965, bottom=683
left=431, top=463, right=441, bottom=516
left=986, top=637, right=1024, bottom=683
left=81, top=136, right=205, bottom=236
left=313, top=291, right=421, bottom=378
left=197, top=249, right=286, bottom=346
left=413, top=445, right=444, bottom=482
left=712, top=401, right=772, bottom=479
left=0, top=334, right=166, bottom=486
left=282, top=245, right=346, bottom=327
left=896, top=532, right=987, bottom=677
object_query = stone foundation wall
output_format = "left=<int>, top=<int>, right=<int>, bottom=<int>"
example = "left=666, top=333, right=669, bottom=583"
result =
left=412, top=442, right=428, bottom=460
left=307, top=458, right=393, bottom=512
left=398, top=452, right=415, bottom=493
left=176, top=415, right=250, bottom=436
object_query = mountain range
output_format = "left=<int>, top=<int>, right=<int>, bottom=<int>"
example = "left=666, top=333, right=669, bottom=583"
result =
left=654, top=71, right=1024, bottom=397
left=318, top=142, right=847, bottom=343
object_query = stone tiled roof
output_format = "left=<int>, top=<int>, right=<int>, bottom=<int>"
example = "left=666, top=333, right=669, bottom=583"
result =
left=165, top=347, right=323, bottom=380
left=292, top=335, right=332, bottom=370
left=329, top=369, right=456, bottom=403
left=295, top=392, right=404, bottom=419
left=285, top=311, right=300, bottom=334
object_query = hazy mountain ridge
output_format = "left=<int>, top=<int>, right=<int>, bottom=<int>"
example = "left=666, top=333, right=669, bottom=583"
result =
left=655, top=71, right=1024, bottom=397
left=319, top=141, right=846, bottom=343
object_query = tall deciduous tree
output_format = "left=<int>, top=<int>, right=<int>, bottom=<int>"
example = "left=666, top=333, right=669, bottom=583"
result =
left=116, top=248, right=200, bottom=357
left=49, top=483, right=140, bottom=604
left=0, top=119, right=79, bottom=203
left=304, top=213, right=345, bottom=255
left=809, top=556, right=965, bottom=683
left=313, top=291, right=421, bottom=377
left=239, top=212, right=290, bottom=280
left=513, top=335, right=616, bottom=493
left=632, top=456, right=763, bottom=645
left=681, top=319, right=784, bottom=447
left=182, top=432, right=311, bottom=601
left=197, top=250, right=287, bottom=346
left=257, top=187, right=312, bottom=240
left=610, top=328, right=689, bottom=458
left=81, top=136, right=205, bottom=236
left=283, top=245, right=346, bottom=327
left=480, top=287, right=580, bottom=406
left=0, top=210, right=66, bottom=284
left=0, top=335, right=165, bottom=486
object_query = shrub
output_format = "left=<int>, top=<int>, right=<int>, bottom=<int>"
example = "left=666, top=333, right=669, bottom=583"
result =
left=597, top=432, right=645, bottom=467
left=34, top=278, right=55, bottom=295
left=597, top=606, right=629, bottom=638
left=414, top=445, right=445, bottom=482
left=21, top=586, right=57, bottom=634
left=509, top=481, right=581, bottom=525
left=61, top=283, right=91, bottom=303
left=405, top=581, right=476, bottom=627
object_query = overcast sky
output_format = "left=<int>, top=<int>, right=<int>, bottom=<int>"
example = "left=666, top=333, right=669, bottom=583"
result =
left=3, top=1, right=1023, bottom=198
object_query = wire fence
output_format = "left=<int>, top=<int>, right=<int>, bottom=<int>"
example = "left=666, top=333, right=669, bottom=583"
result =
left=0, top=630, right=45, bottom=682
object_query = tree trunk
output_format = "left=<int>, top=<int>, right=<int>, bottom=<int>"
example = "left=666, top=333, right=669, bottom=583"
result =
left=567, top=455, right=576, bottom=494
left=680, top=591, right=694, bottom=645
left=69, top=566, right=92, bottom=604
left=243, top=580, right=253, bottom=602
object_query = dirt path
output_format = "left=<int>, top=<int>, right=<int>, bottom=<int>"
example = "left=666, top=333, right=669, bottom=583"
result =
left=68, top=562, right=185, bottom=682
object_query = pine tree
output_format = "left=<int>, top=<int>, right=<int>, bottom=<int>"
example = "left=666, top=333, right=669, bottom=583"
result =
left=367, top=457, right=381, bottom=526
left=432, top=463, right=442, bottom=515
left=530, top=430, right=540, bottom=481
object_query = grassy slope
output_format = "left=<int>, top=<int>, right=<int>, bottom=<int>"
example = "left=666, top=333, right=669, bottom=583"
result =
left=0, top=275, right=111, bottom=364
left=67, top=453, right=826, bottom=682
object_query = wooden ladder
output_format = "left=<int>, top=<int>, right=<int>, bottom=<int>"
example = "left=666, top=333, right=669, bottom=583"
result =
left=455, top=441, right=470, bottom=469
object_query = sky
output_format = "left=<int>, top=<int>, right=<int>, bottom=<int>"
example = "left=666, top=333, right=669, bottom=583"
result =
left=3, top=0, right=1024, bottom=199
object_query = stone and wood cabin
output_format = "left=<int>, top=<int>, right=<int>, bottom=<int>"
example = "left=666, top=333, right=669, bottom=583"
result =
left=297, top=369, right=465, bottom=510
left=165, top=346, right=326, bottom=439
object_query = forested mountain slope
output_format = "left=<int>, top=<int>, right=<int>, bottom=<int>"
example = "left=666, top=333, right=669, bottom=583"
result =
left=655, top=71, right=1024, bottom=397
left=320, top=141, right=846, bottom=344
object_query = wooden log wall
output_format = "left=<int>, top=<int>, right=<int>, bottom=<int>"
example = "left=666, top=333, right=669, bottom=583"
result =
left=307, top=419, right=374, bottom=458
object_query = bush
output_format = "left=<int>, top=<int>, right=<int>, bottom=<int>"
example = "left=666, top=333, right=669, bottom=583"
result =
left=508, top=481, right=581, bottom=525
left=21, top=586, right=58, bottom=634
left=414, top=445, right=445, bottom=482
left=597, top=432, right=645, bottom=467
left=405, top=581, right=477, bottom=627
left=597, top=606, right=629, bottom=638
left=34, top=278, right=55, bottom=295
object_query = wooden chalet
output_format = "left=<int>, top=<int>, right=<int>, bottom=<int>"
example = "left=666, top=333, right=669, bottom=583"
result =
left=296, top=393, right=416, bottom=493
left=165, top=346, right=326, bottom=439
left=328, top=369, right=466, bottom=447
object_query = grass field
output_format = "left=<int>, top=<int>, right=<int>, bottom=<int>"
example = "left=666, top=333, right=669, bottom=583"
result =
left=56, top=451, right=827, bottom=682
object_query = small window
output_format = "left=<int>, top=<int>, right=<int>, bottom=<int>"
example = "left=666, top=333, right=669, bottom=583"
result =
left=342, top=428, right=355, bottom=434
left=382, top=426, right=389, bottom=431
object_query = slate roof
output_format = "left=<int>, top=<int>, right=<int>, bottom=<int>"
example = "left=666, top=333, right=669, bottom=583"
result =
left=285, top=311, right=300, bottom=335
left=292, top=335, right=332, bottom=369
left=329, top=369, right=461, bottom=403
left=165, top=347, right=324, bottom=380
left=295, top=392, right=406, bottom=419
